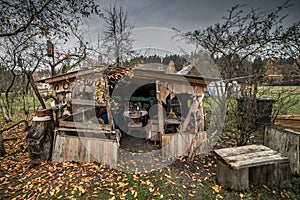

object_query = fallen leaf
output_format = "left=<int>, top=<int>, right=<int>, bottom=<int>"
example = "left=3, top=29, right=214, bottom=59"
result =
left=212, top=185, right=222, bottom=193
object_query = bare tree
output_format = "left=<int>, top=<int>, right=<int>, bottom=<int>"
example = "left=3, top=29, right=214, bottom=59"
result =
left=0, top=0, right=104, bottom=122
left=101, top=5, right=134, bottom=66
left=0, top=0, right=101, bottom=38
left=1, top=0, right=103, bottom=76
left=278, top=21, right=300, bottom=74
left=177, top=1, right=299, bottom=146
left=0, top=31, right=47, bottom=120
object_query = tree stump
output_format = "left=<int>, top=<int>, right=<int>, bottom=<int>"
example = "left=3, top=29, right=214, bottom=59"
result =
left=26, top=116, right=54, bottom=161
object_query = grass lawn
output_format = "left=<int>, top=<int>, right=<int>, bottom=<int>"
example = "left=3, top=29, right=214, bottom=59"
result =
left=258, top=86, right=300, bottom=115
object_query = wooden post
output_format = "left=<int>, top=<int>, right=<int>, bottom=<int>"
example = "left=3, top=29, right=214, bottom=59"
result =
left=105, top=76, right=115, bottom=130
left=156, top=81, right=164, bottom=135
left=198, top=88, right=205, bottom=131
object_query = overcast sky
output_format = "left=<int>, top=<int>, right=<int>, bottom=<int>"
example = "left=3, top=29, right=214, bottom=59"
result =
left=85, top=0, right=300, bottom=56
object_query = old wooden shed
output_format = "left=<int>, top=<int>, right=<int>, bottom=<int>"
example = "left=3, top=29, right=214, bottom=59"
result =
left=37, top=66, right=217, bottom=167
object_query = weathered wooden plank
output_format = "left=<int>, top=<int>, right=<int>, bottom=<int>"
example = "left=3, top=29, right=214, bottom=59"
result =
left=72, top=99, right=106, bottom=107
left=249, top=163, right=291, bottom=188
left=177, top=133, right=183, bottom=156
left=73, top=137, right=79, bottom=161
left=59, top=121, right=112, bottom=131
left=214, top=144, right=270, bottom=158
left=225, top=150, right=280, bottom=162
left=64, top=136, right=72, bottom=161
left=93, top=140, right=100, bottom=162
left=274, top=115, right=300, bottom=132
left=216, top=159, right=249, bottom=191
left=103, top=141, right=109, bottom=165
left=174, top=134, right=178, bottom=157
left=52, top=135, right=65, bottom=162
left=85, top=139, right=91, bottom=162
left=161, top=132, right=204, bottom=158
left=215, top=145, right=289, bottom=169
left=229, top=154, right=289, bottom=169
left=162, top=134, right=170, bottom=158
left=98, top=140, right=104, bottom=163
left=78, top=138, right=86, bottom=161
left=264, top=126, right=300, bottom=175
left=89, top=139, right=95, bottom=162
left=112, top=142, right=118, bottom=166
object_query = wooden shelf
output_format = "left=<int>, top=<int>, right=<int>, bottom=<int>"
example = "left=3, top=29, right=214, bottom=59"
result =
left=59, top=121, right=112, bottom=131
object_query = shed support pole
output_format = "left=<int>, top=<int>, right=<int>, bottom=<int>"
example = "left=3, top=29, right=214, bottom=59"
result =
left=156, top=81, right=164, bottom=135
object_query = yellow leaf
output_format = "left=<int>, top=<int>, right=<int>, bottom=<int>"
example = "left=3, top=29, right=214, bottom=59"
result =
left=164, top=174, right=171, bottom=179
left=146, top=180, right=154, bottom=187
left=109, top=191, right=115, bottom=196
left=118, top=182, right=125, bottom=187
left=133, top=190, right=138, bottom=198
left=55, top=186, right=60, bottom=192
left=216, top=194, right=223, bottom=199
left=212, top=185, right=221, bottom=193
left=49, top=189, right=55, bottom=196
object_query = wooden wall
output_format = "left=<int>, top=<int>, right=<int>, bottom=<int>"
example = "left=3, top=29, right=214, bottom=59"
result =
left=52, top=135, right=118, bottom=167
left=275, top=115, right=300, bottom=132
left=161, top=132, right=207, bottom=159
left=264, top=126, right=300, bottom=175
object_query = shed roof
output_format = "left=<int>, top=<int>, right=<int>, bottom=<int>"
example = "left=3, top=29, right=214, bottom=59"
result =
left=37, top=66, right=220, bottom=87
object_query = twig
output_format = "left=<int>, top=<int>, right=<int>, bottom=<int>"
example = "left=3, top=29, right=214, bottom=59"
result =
left=0, top=120, right=28, bottom=134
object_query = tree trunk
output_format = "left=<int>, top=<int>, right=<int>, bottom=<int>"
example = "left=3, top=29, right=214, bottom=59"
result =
left=23, top=78, right=30, bottom=115
left=26, top=73, right=46, bottom=109
left=0, top=99, right=10, bottom=122
left=0, top=133, right=6, bottom=157
left=4, top=71, right=17, bottom=121
left=26, top=119, right=54, bottom=161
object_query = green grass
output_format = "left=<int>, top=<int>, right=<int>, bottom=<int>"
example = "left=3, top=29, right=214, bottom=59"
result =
left=258, top=87, right=300, bottom=115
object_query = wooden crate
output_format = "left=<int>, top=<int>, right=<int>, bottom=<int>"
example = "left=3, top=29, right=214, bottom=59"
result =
left=52, top=134, right=118, bottom=167
left=214, top=144, right=291, bottom=191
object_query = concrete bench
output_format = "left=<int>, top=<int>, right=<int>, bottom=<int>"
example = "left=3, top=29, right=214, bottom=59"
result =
left=214, top=144, right=291, bottom=191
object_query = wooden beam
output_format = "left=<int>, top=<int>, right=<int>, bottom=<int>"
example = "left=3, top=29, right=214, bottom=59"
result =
left=59, top=121, right=112, bottom=131
left=72, top=99, right=106, bottom=107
